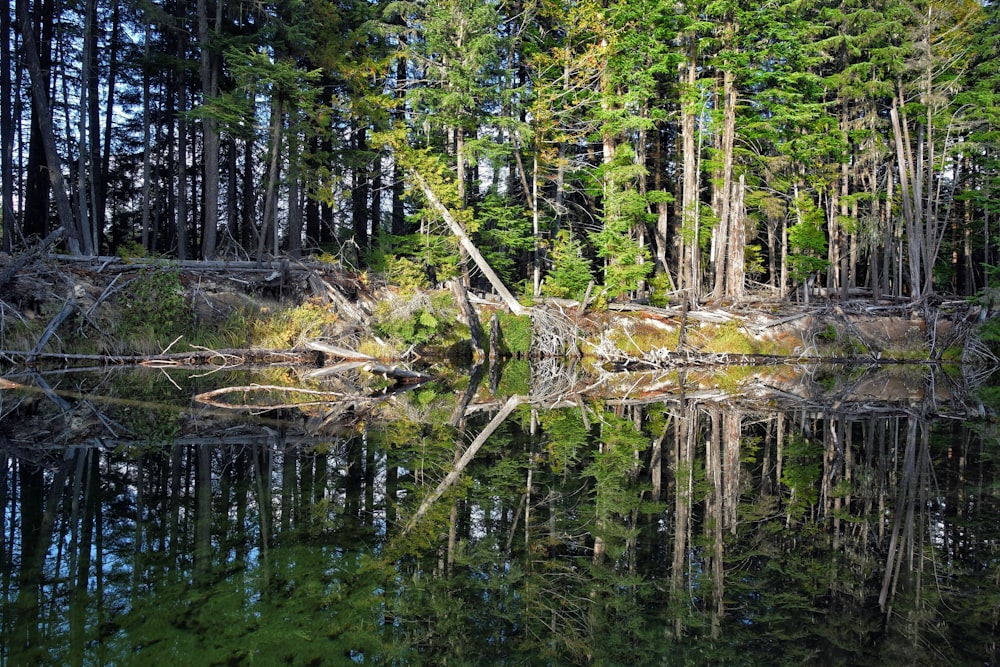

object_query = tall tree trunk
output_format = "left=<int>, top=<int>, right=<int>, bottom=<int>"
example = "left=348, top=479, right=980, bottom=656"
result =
left=679, top=42, right=700, bottom=298
left=226, top=135, right=237, bottom=246
left=391, top=60, right=407, bottom=236
left=652, top=118, right=672, bottom=284
left=890, top=99, right=922, bottom=299
left=198, top=0, right=220, bottom=260
left=77, top=0, right=93, bottom=254
left=287, top=131, right=302, bottom=258
left=21, top=0, right=51, bottom=242
left=839, top=158, right=850, bottom=301
left=17, top=0, right=81, bottom=253
left=141, top=24, right=152, bottom=251
left=1, top=2, right=15, bottom=251
left=725, top=175, right=746, bottom=299
left=241, top=137, right=254, bottom=253
left=352, top=124, right=369, bottom=255
left=257, top=97, right=283, bottom=262
left=712, top=63, right=741, bottom=299
left=85, top=0, right=102, bottom=252
left=370, top=150, right=382, bottom=246
left=455, top=126, right=466, bottom=205
left=175, top=11, right=189, bottom=259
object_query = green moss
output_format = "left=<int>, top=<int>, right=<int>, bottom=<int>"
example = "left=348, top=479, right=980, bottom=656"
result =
left=495, top=311, right=532, bottom=356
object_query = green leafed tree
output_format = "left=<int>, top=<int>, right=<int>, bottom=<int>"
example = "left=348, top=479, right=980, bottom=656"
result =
left=542, top=229, right=594, bottom=301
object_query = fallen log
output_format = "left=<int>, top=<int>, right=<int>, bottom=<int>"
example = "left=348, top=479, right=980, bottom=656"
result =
left=305, top=340, right=373, bottom=361
left=0, top=347, right=316, bottom=367
left=607, top=301, right=734, bottom=323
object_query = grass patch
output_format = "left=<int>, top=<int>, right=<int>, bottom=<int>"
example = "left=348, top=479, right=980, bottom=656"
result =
left=700, top=321, right=757, bottom=355
left=226, top=299, right=340, bottom=349
left=753, top=330, right=800, bottom=356
left=610, top=319, right=680, bottom=354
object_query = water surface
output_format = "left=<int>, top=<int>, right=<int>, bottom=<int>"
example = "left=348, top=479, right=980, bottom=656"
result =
left=1, top=363, right=998, bottom=665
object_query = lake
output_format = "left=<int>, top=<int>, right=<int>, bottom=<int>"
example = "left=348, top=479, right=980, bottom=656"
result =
left=1, top=361, right=998, bottom=665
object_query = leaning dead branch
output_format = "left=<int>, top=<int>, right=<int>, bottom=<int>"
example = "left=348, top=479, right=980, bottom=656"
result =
left=409, top=170, right=530, bottom=317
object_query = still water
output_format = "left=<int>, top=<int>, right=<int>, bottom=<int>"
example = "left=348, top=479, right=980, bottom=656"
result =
left=1, top=362, right=998, bottom=665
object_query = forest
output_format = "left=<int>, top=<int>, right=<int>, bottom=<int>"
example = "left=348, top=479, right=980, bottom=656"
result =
left=2, top=0, right=999, bottom=305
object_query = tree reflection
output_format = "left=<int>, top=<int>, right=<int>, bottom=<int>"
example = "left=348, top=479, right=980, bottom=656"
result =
left=0, top=372, right=998, bottom=664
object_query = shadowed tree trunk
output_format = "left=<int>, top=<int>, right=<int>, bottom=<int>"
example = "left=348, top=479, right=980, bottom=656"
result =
left=198, top=0, right=221, bottom=260
left=1, top=1, right=14, bottom=251
left=17, top=0, right=83, bottom=253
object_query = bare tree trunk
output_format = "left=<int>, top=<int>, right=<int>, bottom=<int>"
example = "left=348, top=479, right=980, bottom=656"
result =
left=77, top=0, right=94, bottom=254
left=287, top=131, right=302, bottom=258
left=241, top=136, right=255, bottom=252
left=141, top=24, right=151, bottom=251
left=679, top=43, right=700, bottom=298
left=712, top=65, right=738, bottom=299
left=97, top=0, right=120, bottom=242
left=85, top=0, right=103, bottom=252
left=176, top=11, right=189, bottom=259
left=351, top=124, right=369, bottom=255
left=391, top=60, right=407, bottom=236
left=725, top=175, right=746, bottom=299
left=890, top=99, right=922, bottom=299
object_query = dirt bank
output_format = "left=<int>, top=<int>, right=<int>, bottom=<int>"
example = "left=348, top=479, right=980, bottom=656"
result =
left=0, top=253, right=994, bottom=372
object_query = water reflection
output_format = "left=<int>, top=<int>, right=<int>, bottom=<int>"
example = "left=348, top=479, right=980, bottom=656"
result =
left=1, top=365, right=998, bottom=665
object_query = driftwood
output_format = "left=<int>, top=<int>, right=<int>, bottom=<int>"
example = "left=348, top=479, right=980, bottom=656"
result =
left=305, top=340, right=373, bottom=361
